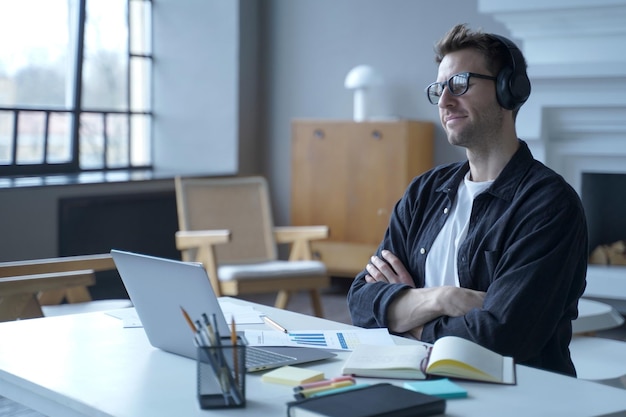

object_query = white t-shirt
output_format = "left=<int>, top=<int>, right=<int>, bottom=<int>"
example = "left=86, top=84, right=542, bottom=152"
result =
left=424, top=171, right=493, bottom=288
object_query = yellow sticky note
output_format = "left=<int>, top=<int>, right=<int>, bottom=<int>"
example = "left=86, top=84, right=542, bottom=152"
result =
left=261, top=366, right=324, bottom=386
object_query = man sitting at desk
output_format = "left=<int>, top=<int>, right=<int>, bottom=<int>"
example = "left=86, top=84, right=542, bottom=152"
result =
left=347, top=24, right=588, bottom=377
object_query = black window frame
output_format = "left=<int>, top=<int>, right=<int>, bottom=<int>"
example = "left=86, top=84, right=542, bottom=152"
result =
left=0, top=0, right=153, bottom=177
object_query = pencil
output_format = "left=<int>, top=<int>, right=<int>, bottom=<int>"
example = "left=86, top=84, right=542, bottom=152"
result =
left=294, top=376, right=355, bottom=392
left=181, top=306, right=205, bottom=347
left=231, top=316, right=240, bottom=385
left=263, top=315, right=288, bottom=333
left=180, top=306, right=196, bottom=333
left=212, top=313, right=221, bottom=341
left=202, top=313, right=217, bottom=345
left=295, top=379, right=357, bottom=399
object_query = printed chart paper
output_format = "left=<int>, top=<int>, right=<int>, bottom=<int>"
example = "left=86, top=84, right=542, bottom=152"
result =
left=243, top=328, right=395, bottom=350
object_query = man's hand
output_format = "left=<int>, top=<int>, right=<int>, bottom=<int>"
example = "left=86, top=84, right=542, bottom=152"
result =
left=365, top=250, right=415, bottom=287
left=388, top=286, right=486, bottom=334
left=434, top=286, right=486, bottom=317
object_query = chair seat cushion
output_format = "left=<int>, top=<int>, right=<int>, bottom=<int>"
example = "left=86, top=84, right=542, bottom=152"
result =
left=218, top=260, right=326, bottom=281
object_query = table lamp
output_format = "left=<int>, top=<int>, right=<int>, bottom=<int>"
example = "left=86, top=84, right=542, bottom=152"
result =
left=344, top=65, right=383, bottom=122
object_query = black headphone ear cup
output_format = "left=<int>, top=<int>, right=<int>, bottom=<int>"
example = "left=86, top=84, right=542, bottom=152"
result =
left=509, top=71, right=531, bottom=110
left=496, top=65, right=531, bottom=111
left=490, top=33, right=531, bottom=111
left=496, top=66, right=515, bottom=110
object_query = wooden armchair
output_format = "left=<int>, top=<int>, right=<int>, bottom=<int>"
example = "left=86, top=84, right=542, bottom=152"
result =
left=175, top=176, right=330, bottom=317
left=0, top=254, right=131, bottom=322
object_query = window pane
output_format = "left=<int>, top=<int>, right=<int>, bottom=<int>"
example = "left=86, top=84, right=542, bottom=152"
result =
left=17, top=111, right=46, bottom=164
left=0, top=0, right=74, bottom=108
left=107, top=113, right=129, bottom=167
left=47, top=112, right=73, bottom=163
left=131, top=113, right=150, bottom=166
left=79, top=112, right=104, bottom=168
left=0, top=0, right=152, bottom=174
left=0, top=111, right=14, bottom=164
left=130, top=57, right=151, bottom=112
left=82, top=0, right=128, bottom=110
left=130, top=0, right=152, bottom=55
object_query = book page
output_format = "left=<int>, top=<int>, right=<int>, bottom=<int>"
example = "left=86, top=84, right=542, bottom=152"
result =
left=426, top=336, right=509, bottom=383
left=341, top=343, right=431, bottom=379
left=501, top=356, right=516, bottom=384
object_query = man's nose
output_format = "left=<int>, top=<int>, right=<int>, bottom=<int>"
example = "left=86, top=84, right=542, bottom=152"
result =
left=438, top=86, right=455, bottom=108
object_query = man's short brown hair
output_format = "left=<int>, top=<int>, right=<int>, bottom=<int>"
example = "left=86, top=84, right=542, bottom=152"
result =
left=434, top=23, right=519, bottom=78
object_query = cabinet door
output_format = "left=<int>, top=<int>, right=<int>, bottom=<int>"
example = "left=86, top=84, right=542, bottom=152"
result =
left=291, top=120, right=433, bottom=275
left=291, top=122, right=353, bottom=242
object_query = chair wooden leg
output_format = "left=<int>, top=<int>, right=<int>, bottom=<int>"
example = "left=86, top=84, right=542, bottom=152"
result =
left=275, top=290, right=290, bottom=310
left=309, top=289, right=324, bottom=318
left=65, top=286, right=93, bottom=304
left=38, top=288, right=67, bottom=305
left=0, top=294, right=44, bottom=322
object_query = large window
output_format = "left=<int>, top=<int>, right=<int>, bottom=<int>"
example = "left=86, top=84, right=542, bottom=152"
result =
left=0, top=0, right=152, bottom=176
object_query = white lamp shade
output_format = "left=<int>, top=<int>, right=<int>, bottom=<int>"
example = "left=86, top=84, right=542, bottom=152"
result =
left=344, top=65, right=383, bottom=89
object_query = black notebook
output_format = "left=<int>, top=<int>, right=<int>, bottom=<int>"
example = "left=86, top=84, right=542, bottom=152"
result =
left=286, top=383, right=446, bottom=417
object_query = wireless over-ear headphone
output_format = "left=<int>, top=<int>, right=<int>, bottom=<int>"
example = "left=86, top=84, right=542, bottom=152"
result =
left=489, top=34, right=531, bottom=111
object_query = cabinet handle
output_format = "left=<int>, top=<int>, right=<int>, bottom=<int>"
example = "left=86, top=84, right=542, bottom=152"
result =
left=313, top=129, right=325, bottom=139
left=371, top=130, right=382, bottom=140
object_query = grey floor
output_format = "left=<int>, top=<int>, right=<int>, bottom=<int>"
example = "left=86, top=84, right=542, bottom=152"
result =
left=2, top=278, right=625, bottom=416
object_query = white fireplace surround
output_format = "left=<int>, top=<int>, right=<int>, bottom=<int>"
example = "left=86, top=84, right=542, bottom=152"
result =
left=479, top=0, right=626, bottom=311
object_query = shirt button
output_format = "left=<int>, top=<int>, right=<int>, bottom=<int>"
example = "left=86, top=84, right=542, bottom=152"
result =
left=443, top=207, right=449, bottom=214
left=420, top=248, right=426, bottom=255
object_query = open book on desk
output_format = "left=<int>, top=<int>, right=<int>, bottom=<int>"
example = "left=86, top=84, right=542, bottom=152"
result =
left=341, top=336, right=516, bottom=384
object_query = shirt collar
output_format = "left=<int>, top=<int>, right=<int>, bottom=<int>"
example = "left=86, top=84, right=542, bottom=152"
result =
left=436, top=140, right=535, bottom=202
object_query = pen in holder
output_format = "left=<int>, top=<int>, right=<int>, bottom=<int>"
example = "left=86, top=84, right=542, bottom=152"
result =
left=197, top=336, right=247, bottom=409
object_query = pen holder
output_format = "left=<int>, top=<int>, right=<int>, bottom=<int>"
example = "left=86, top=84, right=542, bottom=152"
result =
left=197, top=337, right=247, bottom=409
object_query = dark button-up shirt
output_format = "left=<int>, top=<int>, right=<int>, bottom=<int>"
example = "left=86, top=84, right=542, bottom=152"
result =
left=347, top=140, right=588, bottom=376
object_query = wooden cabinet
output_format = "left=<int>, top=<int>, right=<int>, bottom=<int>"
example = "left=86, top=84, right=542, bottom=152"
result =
left=291, top=119, right=434, bottom=277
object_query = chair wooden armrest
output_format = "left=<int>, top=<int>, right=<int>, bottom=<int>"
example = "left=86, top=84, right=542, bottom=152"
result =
left=0, top=254, right=117, bottom=306
left=274, top=225, right=329, bottom=242
left=274, top=225, right=329, bottom=261
left=0, top=271, right=96, bottom=321
left=0, top=271, right=96, bottom=294
left=174, top=229, right=231, bottom=250
left=175, top=229, right=231, bottom=297
left=0, top=254, right=115, bottom=278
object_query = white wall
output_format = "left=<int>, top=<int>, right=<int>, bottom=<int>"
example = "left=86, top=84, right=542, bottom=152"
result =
left=152, top=0, right=239, bottom=175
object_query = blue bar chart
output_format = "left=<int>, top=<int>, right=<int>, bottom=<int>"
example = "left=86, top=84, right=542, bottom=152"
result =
left=244, top=328, right=395, bottom=350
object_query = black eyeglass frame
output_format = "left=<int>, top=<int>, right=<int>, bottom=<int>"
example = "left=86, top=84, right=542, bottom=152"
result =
left=425, top=72, right=496, bottom=105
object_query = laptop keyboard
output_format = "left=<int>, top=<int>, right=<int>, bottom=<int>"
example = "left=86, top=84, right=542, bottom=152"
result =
left=246, top=347, right=296, bottom=369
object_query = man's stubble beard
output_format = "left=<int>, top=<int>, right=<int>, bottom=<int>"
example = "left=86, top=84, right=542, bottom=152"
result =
left=446, top=102, right=504, bottom=150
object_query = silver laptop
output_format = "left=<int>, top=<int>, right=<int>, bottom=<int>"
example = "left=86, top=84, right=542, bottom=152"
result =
left=111, top=249, right=335, bottom=372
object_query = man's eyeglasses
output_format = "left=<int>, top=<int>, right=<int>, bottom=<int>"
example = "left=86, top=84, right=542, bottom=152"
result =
left=425, top=72, right=496, bottom=105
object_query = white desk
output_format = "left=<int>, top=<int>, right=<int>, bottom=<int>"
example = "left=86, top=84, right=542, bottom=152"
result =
left=1, top=299, right=626, bottom=417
